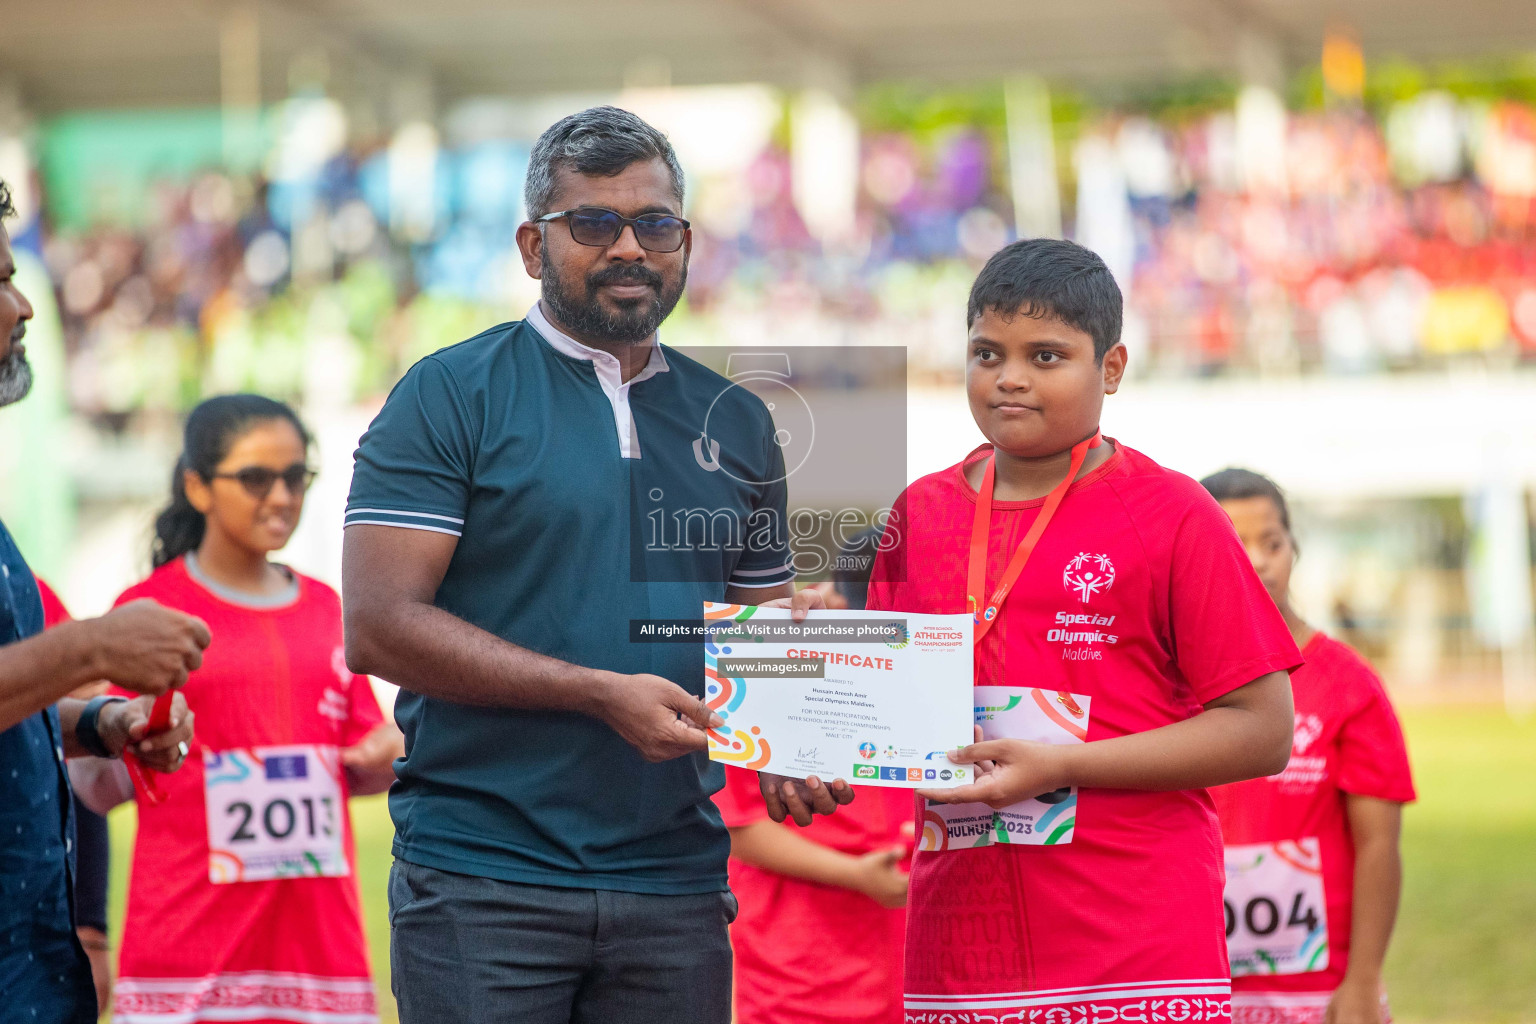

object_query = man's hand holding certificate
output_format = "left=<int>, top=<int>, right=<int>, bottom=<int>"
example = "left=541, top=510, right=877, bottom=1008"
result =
left=703, top=602, right=974, bottom=789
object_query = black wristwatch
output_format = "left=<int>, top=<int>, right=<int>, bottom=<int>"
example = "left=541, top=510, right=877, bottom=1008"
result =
left=75, top=695, right=128, bottom=759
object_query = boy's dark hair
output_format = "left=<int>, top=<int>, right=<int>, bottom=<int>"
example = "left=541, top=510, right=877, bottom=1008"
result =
left=1200, top=467, right=1292, bottom=535
left=966, top=238, right=1123, bottom=362
left=0, top=179, right=14, bottom=220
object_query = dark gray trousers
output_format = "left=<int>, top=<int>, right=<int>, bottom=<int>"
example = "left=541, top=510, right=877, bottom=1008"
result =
left=389, top=859, right=736, bottom=1024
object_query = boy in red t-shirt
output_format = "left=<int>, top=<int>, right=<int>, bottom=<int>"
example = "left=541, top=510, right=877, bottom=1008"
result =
left=864, top=239, right=1303, bottom=1021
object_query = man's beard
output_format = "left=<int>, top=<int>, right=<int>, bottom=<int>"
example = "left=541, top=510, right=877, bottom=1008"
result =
left=540, top=252, right=686, bottom=345
left=0, top=340, right=33, bottom=408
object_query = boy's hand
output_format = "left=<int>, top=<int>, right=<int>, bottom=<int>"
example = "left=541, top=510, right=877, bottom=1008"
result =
left=759, top=772, right=855, bottom=825
left=917, top=737, right=1069, bottom=810
left=1324, top=976, right=1385, bottom=1024
left=851, top=845, right=910, bottom=909
left=101, top=692, right=194, bottom=771
left=77, top=926, right=112, bottom=1014
left=340, top=722, right=405, bottom=773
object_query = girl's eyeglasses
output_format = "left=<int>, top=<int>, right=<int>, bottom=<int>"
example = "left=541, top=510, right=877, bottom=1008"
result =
left=209, top=465, right=317, bottom=500
left=534, top=207, right=690, bottom=253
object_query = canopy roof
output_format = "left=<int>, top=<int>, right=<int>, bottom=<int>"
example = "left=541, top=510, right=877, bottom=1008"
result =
left=5, top=0, right=1536, bottom=115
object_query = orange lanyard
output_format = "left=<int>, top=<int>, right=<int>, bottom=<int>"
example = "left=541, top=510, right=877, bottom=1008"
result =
left=967, top=431, right=1102, bottom=645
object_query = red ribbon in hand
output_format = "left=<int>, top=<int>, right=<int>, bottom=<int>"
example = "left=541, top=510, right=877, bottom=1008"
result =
left=122, top=692, right=176, bottom=806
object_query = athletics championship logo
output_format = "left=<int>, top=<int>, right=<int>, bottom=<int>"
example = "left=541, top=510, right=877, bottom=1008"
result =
left=1063, top=553, right=1116, bottom=603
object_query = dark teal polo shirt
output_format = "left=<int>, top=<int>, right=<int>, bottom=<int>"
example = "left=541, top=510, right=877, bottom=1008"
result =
left=0, top=523, right=95, bottom=1023
left=346, top=311, right=793, bottom=894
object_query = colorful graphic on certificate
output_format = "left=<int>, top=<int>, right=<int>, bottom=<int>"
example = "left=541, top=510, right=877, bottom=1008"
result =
left=702, top=602, right=973, bottom=788
left=918, top=686, right=1092, bottom=850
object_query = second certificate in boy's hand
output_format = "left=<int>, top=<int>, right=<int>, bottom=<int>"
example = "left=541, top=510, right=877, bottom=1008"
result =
left=917, top=735, right=1070, bottom=810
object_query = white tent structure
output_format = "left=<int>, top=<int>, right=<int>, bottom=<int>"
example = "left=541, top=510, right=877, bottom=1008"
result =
left=5, top=0, right=1536, bottom=115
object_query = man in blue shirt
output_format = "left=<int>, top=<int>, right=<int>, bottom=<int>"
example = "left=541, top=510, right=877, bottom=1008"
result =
left=0, top=180, right=210, bottom=1024
left=343, top=108, right=850, bottom=1023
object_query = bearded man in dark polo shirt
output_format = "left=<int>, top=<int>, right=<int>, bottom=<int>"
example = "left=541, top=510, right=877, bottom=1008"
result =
left=343, top=106, right=851, bottom=1024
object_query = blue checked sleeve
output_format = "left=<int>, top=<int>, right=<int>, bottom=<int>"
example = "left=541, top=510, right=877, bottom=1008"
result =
left=346, top=357, right=475, bottom=537
left=727, top=423, right=794, bottom=589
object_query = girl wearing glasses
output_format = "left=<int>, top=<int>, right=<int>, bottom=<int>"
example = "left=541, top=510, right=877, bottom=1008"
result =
left=1202, top=469, right=1414, bottom=1024
left=98, top=394, right=401, bottom=1024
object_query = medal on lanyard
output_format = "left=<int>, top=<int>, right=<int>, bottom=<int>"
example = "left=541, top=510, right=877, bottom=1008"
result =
left=967, top=431, right=1102, bottom=645
left=122, top=692, right=174, bottom=806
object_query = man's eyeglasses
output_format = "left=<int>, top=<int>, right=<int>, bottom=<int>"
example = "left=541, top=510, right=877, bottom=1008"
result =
left=209, top=464, right=317, bottom=500
left=534, top=207, right=690, bottom=253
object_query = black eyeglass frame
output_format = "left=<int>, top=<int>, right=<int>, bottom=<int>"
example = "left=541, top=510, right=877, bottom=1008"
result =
left=208, top=465, right=318, bottom=500
left=534, top=207, right=691, bottom=253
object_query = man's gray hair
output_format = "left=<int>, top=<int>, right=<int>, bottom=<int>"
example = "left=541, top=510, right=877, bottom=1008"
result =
left=524, top=106, right=685, bottom=220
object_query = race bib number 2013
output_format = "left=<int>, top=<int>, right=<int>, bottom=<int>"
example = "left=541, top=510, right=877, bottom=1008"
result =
left=1223, top=838, right=1330, bottom=976
left=205, top=745, right=348, bottom=884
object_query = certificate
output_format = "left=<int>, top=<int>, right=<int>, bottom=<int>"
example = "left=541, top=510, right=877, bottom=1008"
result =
left=703, top=602, right=973, bottom=788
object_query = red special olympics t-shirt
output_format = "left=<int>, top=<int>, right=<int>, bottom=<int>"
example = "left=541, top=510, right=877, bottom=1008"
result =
left=866, top=440, right=1302, bottom=1023
left=110, top=558, right=384, bottom=1024
left=715, top=765, right=912, bottom=1024
left=1212, top=632, right=1415, bottom=1023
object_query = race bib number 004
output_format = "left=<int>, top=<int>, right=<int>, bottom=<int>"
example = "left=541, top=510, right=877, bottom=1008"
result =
left=1223, top=838, right=1329, bottom=976
left=204, top=745, right=348, bottom=884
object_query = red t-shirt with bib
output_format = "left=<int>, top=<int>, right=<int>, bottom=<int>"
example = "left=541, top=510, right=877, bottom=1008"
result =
left=110, top=558, right=383, bottom=1024
left=1212, top=631, right=1414, bottom=1024
left=716, top=765, right=912, bottom=1024
left=866, top=440, right=1302, bottom=1023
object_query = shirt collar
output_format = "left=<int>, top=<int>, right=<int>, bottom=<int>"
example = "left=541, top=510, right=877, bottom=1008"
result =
left=525, top=301, right=669, bottom=387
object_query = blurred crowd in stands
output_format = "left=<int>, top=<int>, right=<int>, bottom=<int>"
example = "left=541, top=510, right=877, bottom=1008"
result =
left=32, top=87, right=1536, bottom=427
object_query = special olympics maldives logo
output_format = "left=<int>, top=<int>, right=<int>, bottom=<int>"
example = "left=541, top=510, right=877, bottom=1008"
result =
left=1293, top=713, right=1325, bottom=755
left=858, top=742, right=877, bottom=760
left=1063, top=552, right=1116, bottom=603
